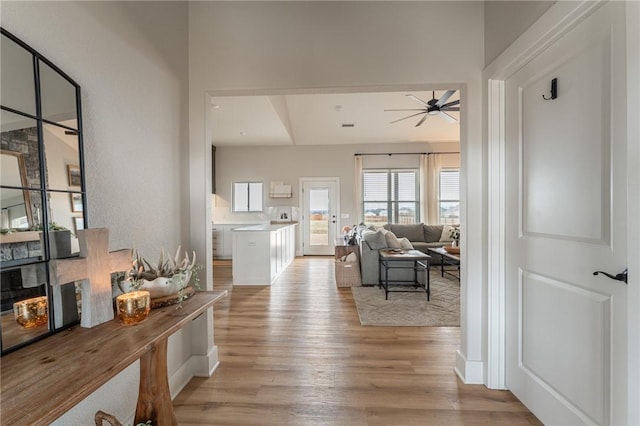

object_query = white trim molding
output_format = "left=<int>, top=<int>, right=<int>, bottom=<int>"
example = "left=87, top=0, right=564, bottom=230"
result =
left=486, top=79, right=506, bottom=390
left=169, top=346, right=220, bottom=399
left=455, top=350, right=484, bottom=385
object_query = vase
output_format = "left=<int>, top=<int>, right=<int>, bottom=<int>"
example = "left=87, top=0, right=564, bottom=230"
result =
left=451, top=239, right=459, bottom=248
left=120, top=271, right=192, bottom=299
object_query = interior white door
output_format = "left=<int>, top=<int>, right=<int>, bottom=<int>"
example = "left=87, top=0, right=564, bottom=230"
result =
left=505, top=3, right=628, bottom=425
left=302, top=179, right=338, bottom=255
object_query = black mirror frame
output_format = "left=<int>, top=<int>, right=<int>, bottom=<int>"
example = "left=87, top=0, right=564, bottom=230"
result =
left=0, top=27, right=88, bottom=355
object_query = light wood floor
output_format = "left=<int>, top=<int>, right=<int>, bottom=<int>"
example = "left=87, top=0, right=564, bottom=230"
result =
left=173, top=257, right=541, bottom=425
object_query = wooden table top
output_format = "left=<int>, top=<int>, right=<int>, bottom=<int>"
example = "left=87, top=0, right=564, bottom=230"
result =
left=0, top=290, right=227, bottom=425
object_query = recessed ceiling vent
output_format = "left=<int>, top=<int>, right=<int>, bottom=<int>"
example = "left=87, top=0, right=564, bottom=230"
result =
left=341, top=123, right=355, bottom=128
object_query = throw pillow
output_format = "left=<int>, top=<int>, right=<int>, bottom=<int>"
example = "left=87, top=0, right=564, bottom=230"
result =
left=423, top=225, right=443, bottom=243
left=398, top=237, right=414, bottom=249
left=439, top=224, right=457, bottom=242
left=384, top=231, right=402, bottom=249
left=362, top=229, right=387, bottom=250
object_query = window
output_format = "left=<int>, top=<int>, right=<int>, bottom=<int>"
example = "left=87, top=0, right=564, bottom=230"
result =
left=363, top=169, right=419, bottom=225
left=439, top=169, right=459, bottom=224
left=233, top=181, right=263, bottom=212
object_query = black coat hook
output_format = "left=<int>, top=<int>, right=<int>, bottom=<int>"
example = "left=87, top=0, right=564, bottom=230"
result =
left=542, top=78, right=558, bottom=100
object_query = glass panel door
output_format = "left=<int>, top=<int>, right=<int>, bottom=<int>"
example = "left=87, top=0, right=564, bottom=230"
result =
left=302, top=179, right=338, bottom=255
left=308, top=188, right=329, bottom=246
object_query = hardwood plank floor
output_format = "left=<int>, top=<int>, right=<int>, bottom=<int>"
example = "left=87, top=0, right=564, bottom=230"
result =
left=173, top=257, right=541, bottom=425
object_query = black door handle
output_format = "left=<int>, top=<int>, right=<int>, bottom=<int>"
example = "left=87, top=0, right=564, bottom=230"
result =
left=593, top=269, right=628, bottom=284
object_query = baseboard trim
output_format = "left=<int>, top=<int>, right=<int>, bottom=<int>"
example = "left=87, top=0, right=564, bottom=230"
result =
left=454, top=349, right=484, bottom=384
left=192, top=345, right=220, bottom=377
left=169, top=345, right=220, bottom=399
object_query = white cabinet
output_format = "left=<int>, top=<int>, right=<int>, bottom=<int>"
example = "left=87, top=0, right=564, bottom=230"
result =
left=213, top=224, right=257, bottom=259
left=212, top=226, right=223, bottom=258
left=232, top=223, right=297, bottom=285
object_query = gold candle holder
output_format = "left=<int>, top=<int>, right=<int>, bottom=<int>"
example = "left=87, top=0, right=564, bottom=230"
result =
left=116, top=291, right=151, bottom=325
left=14, top=296, right=48, bottom=329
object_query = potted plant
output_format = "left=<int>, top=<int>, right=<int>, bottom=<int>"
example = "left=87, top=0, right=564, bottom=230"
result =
left=449, top=227, right=460, bottom=247
left=119, top=246, right=200, bottom=305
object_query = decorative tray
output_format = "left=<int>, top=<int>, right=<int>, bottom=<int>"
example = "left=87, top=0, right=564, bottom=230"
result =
left=444, top=245, right=460, bottom=254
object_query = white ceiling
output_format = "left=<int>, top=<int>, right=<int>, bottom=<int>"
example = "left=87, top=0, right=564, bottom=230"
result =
left=210, top=90, right=460, bottom=147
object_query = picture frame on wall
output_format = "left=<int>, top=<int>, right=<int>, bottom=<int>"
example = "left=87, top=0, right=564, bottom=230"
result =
left=73, top=217, right=84, bottom=234
left=70, top=193, right=83, bottom=212
left=67, top=164, right=81, bottom=187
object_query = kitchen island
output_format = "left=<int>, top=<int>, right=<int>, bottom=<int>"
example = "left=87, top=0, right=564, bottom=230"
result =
left=231, top=223, right=297, bottom=285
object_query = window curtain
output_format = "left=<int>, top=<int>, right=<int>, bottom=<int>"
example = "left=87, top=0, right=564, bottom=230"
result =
left=419, top=154, right=428, bottom=223
left=354, top=155, right=363, bottom=223
left=426, top=154, right=442, bottom=224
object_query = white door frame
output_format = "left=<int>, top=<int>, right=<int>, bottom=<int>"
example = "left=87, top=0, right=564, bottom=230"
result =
left=298, top=177, right=340, bottom=256
left=485, top=2, right=640, bottom=423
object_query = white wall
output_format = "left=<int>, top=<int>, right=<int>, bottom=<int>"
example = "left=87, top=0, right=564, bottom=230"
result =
left=189, top=0, right=486, bottom=384
left=213, top=142, right=460, bottom=230
left=1, top=1, right=190, bottom=424
left=484, top=1, right=556, bottom=66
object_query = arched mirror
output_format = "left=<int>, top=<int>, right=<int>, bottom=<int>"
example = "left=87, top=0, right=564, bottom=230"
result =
left=0, top=28, right=87, bottom=354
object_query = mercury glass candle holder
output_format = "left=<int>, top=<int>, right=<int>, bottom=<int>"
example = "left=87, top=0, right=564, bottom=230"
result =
left=116, top=291, right=151, bottom=325
left=13, top=296, right=48, bottom=329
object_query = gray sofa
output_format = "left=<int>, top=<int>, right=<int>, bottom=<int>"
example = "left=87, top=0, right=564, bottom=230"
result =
left=355, top=223, right=452, bottom=286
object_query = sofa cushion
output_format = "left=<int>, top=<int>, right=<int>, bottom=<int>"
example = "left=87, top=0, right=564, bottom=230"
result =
left=423, top=225, right=443, bottom=243
left=361, top=229, right=387, bottom=250
left=384, top=231, right=402, bottom=249
left=388, top=223, right=425, bottom=242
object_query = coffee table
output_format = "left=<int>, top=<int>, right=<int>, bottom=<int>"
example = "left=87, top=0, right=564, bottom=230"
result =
left=426, top=247, right=460, bottom=282
left=378, top=249, right=431, bottom=300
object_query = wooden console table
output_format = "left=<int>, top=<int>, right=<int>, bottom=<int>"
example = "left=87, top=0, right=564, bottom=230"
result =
left=0, top=291, right=227, bottom=425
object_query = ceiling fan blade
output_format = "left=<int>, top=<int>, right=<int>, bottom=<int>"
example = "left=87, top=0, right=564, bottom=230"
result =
left=389, top=111, right=427, bottom=124
left=435, top=90, right=456, bottom=107
left=406, top=94, right=431, bottom=107
left=384, top=108, right=428, bottom=112
left=438, top=111, right=458, bottom=123
left=415, top=113, right=429, bottom=127
left=443, top=107, right=460, bottom=112
left=441, top=99, right=460, bottom=108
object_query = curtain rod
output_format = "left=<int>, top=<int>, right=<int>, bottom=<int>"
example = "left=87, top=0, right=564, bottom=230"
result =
left=354, top=152, right=460, bottom=156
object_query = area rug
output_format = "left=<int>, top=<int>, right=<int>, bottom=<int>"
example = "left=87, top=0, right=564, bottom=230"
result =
left=351, top=273, right=459, bottom=326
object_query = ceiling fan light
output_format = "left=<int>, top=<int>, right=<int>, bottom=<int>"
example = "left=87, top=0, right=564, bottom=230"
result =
left=427, top=110, right=440, bottom=116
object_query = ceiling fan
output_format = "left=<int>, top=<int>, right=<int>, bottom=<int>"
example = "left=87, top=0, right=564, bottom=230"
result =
left=385, top=90, right=460, bottom=126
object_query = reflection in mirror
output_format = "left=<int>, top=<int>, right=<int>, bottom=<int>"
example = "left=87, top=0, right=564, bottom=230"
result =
left=0, top=33, right=36, bottom=116
left=0, top=151, right=34, bottom=228
left=39, top=61, right=77, bottom=125
left=48, top=191, right=81, bottom=258
left=53, top=281, right=80, bottom=329
left=1, top=110, right=41, bottom=190
left=1, top=189, right=44, bottom=268
left=43, top=122, right=81, bottom=191
left=0, top=263, right=49, bottom=350
left=1, top=187, right=31, bottom=230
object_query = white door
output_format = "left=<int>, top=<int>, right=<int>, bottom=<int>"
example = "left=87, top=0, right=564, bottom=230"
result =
left=302, top=179, right=338, bottom=255
left=505, top=3, right=628, bottom=425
